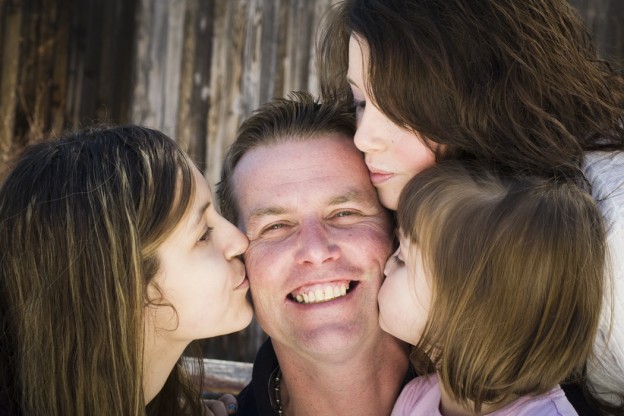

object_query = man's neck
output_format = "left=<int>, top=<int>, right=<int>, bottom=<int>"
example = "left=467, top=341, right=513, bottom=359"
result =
left=273, top=333, right=410, bottom=416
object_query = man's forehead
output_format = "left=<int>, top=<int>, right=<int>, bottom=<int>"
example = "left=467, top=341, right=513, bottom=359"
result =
left=232, top=136, right=366, bottom=186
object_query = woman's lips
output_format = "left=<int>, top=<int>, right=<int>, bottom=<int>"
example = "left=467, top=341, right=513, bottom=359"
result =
left=368, top=169, right=394, bottom=185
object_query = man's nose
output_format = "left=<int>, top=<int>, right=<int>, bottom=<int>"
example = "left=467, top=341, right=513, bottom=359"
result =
left=294, top=219, right=340, bottom=265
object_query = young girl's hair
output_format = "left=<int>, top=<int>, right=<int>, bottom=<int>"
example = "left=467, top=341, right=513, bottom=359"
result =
left=396, top=160, right=606, bottom=412
left=0, top=125, right=205, bottom=415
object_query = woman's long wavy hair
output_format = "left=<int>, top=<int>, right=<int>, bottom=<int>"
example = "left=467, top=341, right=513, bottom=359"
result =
left=0, top=125, right=205, bottom=415
left=397, top=161, right=606, bottom=413
left=318, top=0, right=624, bottom=182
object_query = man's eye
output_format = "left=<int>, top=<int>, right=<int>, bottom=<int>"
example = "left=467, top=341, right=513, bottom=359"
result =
left=261, top=223, right=286, bottom=234
left=335, top=211, right=353, bottom=217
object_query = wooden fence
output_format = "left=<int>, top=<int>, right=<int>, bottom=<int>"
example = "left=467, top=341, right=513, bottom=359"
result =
left=1, top=0, right=623, bottom=364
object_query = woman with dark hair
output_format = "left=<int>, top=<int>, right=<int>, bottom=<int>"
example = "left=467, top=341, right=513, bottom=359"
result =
left=318, top=0, right=624, bottom=413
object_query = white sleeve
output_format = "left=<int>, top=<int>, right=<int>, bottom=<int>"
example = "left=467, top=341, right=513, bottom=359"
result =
left=584, top=151, right=624, bottom=404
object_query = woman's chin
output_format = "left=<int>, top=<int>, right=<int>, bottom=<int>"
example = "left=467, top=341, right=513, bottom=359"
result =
left=379, top=189, right=399, bottom=211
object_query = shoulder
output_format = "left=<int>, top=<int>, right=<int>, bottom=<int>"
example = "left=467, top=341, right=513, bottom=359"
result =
left=236, top=338, right=279, bottom=416
left=235, top=385, right=259, bottom=416
left=583, top=151, right=624, bottom=231
left=582, top=151, right=624, bottom=410
left=498, top=385, right=578, bottom=416
left=392, top=374, right=440, bottom=415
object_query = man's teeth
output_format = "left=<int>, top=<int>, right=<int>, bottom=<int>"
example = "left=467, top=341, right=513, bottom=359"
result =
left=294, top=284, right=348, bottom=304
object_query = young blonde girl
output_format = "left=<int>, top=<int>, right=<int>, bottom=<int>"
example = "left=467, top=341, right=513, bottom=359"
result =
left=379, top=161, right=605, bottom=415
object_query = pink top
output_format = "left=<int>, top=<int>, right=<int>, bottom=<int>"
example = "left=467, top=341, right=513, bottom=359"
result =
left=392, top=374, right=578, bottom=416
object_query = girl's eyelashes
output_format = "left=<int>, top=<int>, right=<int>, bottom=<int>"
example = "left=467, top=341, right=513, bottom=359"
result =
left=198, top=227, right=214, bottom=242
left=393, top=253, right=405, bottom=266
left=349, top=98, right=366, bottom=112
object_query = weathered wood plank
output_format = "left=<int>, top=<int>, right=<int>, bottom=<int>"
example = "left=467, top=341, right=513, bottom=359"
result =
left=131, top=0, right=186, bottom=137
left=184, top=357, right=253, bottom=396
left=0, top=0, right=22, bottom=175
left=570, top=0, right=624, bottom=62
left=205, top=0, right=247, bottom=186
left=175, top=0, right=214, bottom=169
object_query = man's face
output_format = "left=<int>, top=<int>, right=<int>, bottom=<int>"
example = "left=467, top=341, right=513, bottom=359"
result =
left=231, top=136, right=393, bottom=357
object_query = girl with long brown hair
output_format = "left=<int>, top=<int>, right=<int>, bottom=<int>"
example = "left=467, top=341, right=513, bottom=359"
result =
left=0, top=125, right=252, bottom=415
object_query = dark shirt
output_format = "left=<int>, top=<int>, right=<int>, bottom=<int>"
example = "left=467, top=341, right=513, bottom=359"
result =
left=0, top=401, right=16, bottom=416
left=235, top=338, right=417, bottom=416
left=562, top=382, right=602, bottom=416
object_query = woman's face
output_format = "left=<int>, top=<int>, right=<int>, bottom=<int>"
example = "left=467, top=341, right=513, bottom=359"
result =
left=148, top=165, right=252, bottom=344
left=347, top=36, right=436, bottom=210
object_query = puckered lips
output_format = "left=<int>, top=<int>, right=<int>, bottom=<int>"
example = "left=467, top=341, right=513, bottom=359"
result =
left=366, top=165, right=394, bottom=185
left=287, top=280, right=358, bottom=304
left=234, top=275, right=249, bottom=290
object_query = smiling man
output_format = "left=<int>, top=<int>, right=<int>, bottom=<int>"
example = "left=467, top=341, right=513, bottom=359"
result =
left=217, top=92, right=412, bottom=416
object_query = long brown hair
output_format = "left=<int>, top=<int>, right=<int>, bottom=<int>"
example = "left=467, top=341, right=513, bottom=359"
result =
left=0, top=125, right=205, bottom=415
left=318, top=0, right=624, bottom=181
left=396, top=161, right=606, bottom=412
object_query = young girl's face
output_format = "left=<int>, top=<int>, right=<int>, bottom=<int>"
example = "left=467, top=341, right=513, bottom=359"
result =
left=378, top=233, right=431, bottom=345
left=148, top=165, right=253, bottom=343
left=347, top=36, right=437, bottom=210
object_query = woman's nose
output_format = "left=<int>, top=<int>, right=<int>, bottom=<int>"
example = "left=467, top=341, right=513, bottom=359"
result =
left=354, top=104, right=387, bottom=153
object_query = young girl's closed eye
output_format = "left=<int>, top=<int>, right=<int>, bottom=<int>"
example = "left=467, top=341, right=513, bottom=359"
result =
left=379, top=160, right=605, bottom=416
left=392, top=251, right=404, bottom=266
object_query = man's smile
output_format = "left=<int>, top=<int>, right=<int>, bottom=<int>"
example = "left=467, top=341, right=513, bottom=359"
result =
left=288, top=281, right=357, bottom=304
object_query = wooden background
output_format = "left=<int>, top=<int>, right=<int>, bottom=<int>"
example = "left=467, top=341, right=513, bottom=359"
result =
left=1, top=0, right=622, bottom=362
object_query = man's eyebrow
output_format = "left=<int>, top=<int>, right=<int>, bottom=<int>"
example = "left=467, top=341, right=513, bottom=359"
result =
left=248, top=206, right=288, bottom=221
left=328, top=189, right=367, bottom=206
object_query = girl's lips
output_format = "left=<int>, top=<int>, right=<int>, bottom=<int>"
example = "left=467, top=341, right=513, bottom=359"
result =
left=234, top=277, right=249, bottom=290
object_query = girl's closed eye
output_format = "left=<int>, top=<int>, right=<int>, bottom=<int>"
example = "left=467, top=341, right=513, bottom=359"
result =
left=393, top=252, right=405, bottom=266
left=198, top=227, right=213, bottom=242
left=350, top=98, right=366, bottom=116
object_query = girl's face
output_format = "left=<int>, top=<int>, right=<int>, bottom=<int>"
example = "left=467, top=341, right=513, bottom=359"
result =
left=148, top=165, right=253, bottom=344
left=347, top=36, right=437, bottom=210
left=378, top=233, right=431, bottom=345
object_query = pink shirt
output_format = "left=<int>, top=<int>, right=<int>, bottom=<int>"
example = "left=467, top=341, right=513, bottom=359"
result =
left=392, top=374, right=577, bottom=415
